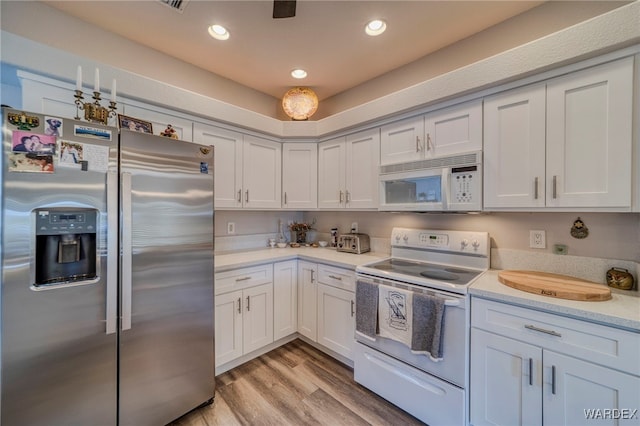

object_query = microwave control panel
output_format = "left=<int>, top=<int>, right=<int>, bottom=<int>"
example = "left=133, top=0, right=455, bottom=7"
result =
left=450, top=165, right=481, bottom=208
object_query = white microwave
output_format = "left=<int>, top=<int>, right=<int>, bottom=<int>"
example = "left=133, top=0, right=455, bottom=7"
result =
left=378, top=151, right=482, bottom=212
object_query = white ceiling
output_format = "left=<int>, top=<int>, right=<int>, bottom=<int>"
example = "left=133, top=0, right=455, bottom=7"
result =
left=43, top=0, right=545, bottom=101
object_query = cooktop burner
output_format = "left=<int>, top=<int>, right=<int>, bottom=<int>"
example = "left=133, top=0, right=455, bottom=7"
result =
left=356, top=228, right=490, bottom=293
left=363, top=258, right=483, bottom=286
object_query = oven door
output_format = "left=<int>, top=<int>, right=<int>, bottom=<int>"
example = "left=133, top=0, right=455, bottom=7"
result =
left=378, top=168, right=447, bottom=211
left=354, top=274, right=466, bottom=387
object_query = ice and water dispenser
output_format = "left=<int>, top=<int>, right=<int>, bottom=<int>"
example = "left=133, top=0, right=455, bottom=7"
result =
left=34, top=208, right=98, bottom=287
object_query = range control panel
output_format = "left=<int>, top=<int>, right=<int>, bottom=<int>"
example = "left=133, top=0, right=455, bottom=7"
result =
left=391, top=227, right=489, bottom=256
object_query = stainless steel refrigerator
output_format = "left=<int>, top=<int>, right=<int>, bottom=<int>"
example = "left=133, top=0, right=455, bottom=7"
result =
left=1, top=108, right=215, bottom=425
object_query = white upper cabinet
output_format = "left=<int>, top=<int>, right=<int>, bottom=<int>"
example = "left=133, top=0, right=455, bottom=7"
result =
left=484, top=57, right=634, bottom=210
left=380, top=116, right=424, bottom=165
left=483, top=83, right=547, bottom=208
left=193, top=124, right=243, bottom=208
left=380, top=99, right=482, bottom=166
left=282, top=143, right=317, bottom=209
left=242, top=135, right=282, bottom=209
left=194, top=124, right=281, bottom=209
left=546, top=57, right=633, bottom=208
left=20, top=76, right=78, bottom=121
left=318, top=128, right=380, bottom=209
left=424, top=99, right=482, bottom=158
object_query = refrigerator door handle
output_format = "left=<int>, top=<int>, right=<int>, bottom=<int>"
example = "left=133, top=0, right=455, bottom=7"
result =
left=106, top=170, right=118, bottom=334
left=122, top=172, right=133, bottom=331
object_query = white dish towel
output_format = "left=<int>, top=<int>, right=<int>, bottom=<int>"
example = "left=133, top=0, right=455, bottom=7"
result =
left=378, top=285, right=413, bottom=348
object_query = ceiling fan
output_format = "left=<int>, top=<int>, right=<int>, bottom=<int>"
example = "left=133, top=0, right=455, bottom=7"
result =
left=273, top=0, right=296, bottom=19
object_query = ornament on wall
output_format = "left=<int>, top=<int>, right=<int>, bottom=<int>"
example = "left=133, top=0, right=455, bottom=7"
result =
left=570, top=217, right=589, bottom=239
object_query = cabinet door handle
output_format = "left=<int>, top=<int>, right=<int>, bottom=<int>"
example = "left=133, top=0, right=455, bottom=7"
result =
left=339, top=190, right=344, bottom=203
left=416, top=136, right=421, bottom=152
left=551, top=365, right=556, bottom=395
left=235, top=276, right=251, bottom=282
left=246, top=295, right=250, bottom=311
left=426, top=133, right=432, bottom=151
left=329, top=275, right=343, bottom=281
left=237, top=297, right=242, bottom=314
left=237, top=189, right=242, bottom=203
left=284, top=192, right=287, bottom=205
left=245, top=190, right=249, bottom=203
left=534, top=177, right=539, bottom=200
left=524, top=324, right=562, bottom=337
left=528, top=358, right=533, bottom=386
left=351, top=300, right=355, bottom=317
left=310, top=270, right=315, bottom=283
left=552, top=175, right=557, bottom=199
left=345, top=190, right=350, bottom=203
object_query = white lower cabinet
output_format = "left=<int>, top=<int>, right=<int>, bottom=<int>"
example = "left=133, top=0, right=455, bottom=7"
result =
left=273, top=260, right=297, bottom=340
left=297, top=261, right=318, bottom=341
left=317, top=282, right=355, bottom=359
left=215, top=265, right=274, bottom=366
left=298, top=261, right=356, bottom=360
left=470, top=298, right=640, bottom=426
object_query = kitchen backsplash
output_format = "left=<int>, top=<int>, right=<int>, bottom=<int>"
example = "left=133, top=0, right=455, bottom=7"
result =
left=215, top=210, right=639, bottom=289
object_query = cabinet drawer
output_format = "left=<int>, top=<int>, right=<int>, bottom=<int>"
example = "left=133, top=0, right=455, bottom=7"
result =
left=471, top=298, right=640, bottom=375
left=317, top=264, right=355, bottom=292
left=215, top=264, right=273, bottom=295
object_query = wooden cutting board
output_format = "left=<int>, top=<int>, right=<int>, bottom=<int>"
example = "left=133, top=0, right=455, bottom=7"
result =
left=498, top=270, right=611, bottom=301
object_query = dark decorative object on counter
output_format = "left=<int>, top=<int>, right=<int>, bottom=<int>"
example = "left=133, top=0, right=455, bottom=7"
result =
left=289, top=219, right=316, bottom=244
left=570, top=217, right=589, bottom=239
left=606, top=267, right=635, bottom=290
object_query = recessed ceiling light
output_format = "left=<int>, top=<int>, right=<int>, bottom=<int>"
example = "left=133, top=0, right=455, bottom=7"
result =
left=291, top=69, right=308, bottom=79
left=208, top=24, right=229, bottom=41
left=365, top=19, right=386, bottom=36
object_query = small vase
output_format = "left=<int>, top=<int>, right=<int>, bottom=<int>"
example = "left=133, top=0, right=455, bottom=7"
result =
left=295, top=230, right=307, bottom=244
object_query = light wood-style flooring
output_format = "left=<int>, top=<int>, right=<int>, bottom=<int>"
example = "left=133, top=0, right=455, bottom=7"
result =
left=170, top=339, right=425, bottom=425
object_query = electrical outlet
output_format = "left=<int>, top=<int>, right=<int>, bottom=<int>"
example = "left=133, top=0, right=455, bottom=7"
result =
left=227, top=222, right=235, bottom=234
left=529, top=230, right=546, bottom=249
left=351, top=222, right=358, bottom=233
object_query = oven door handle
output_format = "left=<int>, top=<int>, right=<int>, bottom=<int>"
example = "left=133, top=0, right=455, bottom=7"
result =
left=443, top=299, right=460, bottom=307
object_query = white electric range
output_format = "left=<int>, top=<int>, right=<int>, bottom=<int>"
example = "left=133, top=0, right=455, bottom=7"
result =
left=354, top=227, right=490, bottom=426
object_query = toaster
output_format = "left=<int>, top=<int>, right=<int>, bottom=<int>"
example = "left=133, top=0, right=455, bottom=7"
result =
left=337, top=233, right=371, bottom=254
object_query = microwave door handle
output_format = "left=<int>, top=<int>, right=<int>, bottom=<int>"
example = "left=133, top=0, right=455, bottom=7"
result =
left=441, top=169, right=449, bottom=210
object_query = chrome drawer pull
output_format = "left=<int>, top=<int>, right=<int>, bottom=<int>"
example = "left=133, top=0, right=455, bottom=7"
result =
left=237, top=297, right=242, bottom=314
left=551, top=365, right=556, bottom=395
left=528, top=358, right=533, bottom=386
left=235, top=276, right=252, bottom=282
left=237, top=189, right=242, bottom=203
left=524, top=324, right=561, bottom=337
left=351, top=300, right=355, bottom=317
left=310, top=270, right=315, bottom=283
left=246, top=295, right=250, bottom=311
left=328, top=275, right=343, bottom=281
left=534, top=177, right=539, bottom=200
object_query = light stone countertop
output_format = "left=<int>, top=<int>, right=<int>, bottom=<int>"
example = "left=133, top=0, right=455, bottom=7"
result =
left=469, top=269, right=640, bottom=332
left=215, top=246, right=388, bottom=273
left=215, top=249, right=640, bottom=332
